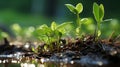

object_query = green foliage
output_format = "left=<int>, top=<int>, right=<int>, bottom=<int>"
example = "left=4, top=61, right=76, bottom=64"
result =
left=65, top=3, right=83, bottom=14
left=51, top=21, right=57, bottom=30
left=65, top=4, right=76, bottom=14
left=11, top=24, right=22, bottom=37
left=75, top=3, right=83, bottom=14
left=31, top=47, right=38, bottom=53
left=0, top=30, right=9, bottom=40
left=34, top=21, right=72, bottom=51
left=56, top=22, right=73, bottom=36
left=93, top=2, right=105, bottom=37
left=93, top=2, right=104, bottom=23
left=34, top=24, right=50, bottom=42
left=11, top=23, right=35, bottom=41
left=0, top=2, right=118, bottom=53
left=65, top=3, right=88, bottom=37
left=34, top=21, right=72, bottom=42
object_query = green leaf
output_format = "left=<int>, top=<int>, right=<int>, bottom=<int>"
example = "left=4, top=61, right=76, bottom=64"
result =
left=80, top=18, right=88, bottom=24
left=38, top=24, right=48, bottom=29
left=76, top=27, right=80, bottom=34
left=54, top=30, right=62, bottom=38
left=51, top=21, right=57, bottom=30
left=35, top=24, right=50, bottom=38
left=99, top=4, right=104, bottom=22
left=75, top=3, right=83, bottom=14
left=65, top=4, right=76, bottom=14
left=93, top=2, right=99, bottom=22
left=32, top=47, right=38, bottom=53
left=57, top=22, right=72, bottom=35
left=57, top=22, right=72, bottom=29
left=103, top=19, right=112, bottom=22
left=93, top=3, right=104, bottom=23
left=97, top=30, right=101, bottom=37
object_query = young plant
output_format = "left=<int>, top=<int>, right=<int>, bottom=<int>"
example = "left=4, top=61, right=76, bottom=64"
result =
left=0, top=30, right=9, bottom=40
left=34, top=24, right=52, bottom=51
left=34, top=21, right=72, bottom=52
left=11, top=23, right=35, bottom=41
left=93, top=2, right=104, bottom=38
left=65, top=3, right=88, bottom=36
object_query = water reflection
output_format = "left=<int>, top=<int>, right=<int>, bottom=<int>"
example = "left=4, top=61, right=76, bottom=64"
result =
left=0, top=53, right=120, bottom=67
left=37, top=62, right=83, bottom=67
left=0, top=62, right=84, bottom=67
left=21, top=63, right=35, bottom=67
left=0, top=62, right=120, bottom=67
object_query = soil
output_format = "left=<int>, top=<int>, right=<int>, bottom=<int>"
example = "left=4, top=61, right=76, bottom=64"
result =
left=0, top=35, right=120, bottom=67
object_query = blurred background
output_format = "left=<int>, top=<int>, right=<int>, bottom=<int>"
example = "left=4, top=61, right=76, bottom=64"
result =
left=0, top=0, right=119, bottom=38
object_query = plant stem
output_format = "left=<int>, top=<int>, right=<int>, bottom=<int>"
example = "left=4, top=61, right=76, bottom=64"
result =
left=94, top=22, right=98, bottom=41
left=47, top=35, right=53, bottom=52
left=76, top=14, right=81, bottom=27
left=95, top=22, right=100, bottom=40
left=93, top=24, right=97, bottom=41
left=57, top=36, right=60, bottom=52
left=76, top=14, right=81, bottom=36
left=97, top=22, right=100, bottom=35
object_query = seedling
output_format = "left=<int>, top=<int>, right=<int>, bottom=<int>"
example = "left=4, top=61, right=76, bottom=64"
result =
left=65, top=3, right=88, bottom=36
left=34, top=21, right=72, bottom=51
left=51, top=21, right=72, bottom=50
left=0, top=30, right=9, bottom=40
left=93, top=2, right=104, bottom=38
left=11, top=23, right=35, bottom=41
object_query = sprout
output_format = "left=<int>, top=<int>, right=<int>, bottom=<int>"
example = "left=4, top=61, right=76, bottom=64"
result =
left=65, top=3, right=88, bottom=37
left=34, top=21, right=72, bottom=51
left=93, top=2, right=104, bottom=37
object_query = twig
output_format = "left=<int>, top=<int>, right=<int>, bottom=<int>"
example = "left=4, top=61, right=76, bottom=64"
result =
left=108, top=31, right=115, bottom=41
left=114, top=34, right=120, bottom=41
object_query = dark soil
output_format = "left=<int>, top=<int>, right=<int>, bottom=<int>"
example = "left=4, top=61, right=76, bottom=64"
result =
left=0, top=35, right=120, bottom=66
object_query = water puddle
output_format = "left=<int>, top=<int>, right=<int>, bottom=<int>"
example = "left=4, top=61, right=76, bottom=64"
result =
left=0, top=53, right=112, bottom=67
left=0, top=50, right=120, bottom=67
left=0, top=62, right=120, bottom=67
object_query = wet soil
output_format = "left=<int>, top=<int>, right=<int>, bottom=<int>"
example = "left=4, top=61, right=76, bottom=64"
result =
left=0, top=35, right=120, bottom=67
